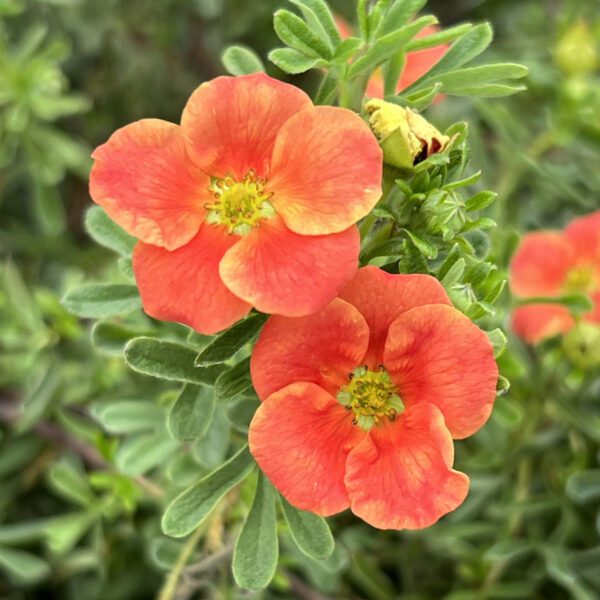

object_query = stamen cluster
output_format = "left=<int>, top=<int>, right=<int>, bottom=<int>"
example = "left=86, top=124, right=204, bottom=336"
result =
left=205, top=169, right=275, bottom=235
left=337, top=365, right=404, bottom=431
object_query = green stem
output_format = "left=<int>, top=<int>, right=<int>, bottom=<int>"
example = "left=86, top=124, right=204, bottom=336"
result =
left=157, top=526, right=204, bottom=600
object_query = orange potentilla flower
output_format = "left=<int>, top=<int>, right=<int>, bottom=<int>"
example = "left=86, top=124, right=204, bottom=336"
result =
left=336, top=17, right=448, bottom=99
left=90, top=73, right=382, bottom=334
left=248, top=266, right=498, bottom=530
left=510, top=211, right=600, bottom=344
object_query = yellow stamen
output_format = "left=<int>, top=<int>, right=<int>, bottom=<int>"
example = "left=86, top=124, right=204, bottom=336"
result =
left=337, top=365, right=404, bottom=431
left=563, top=265, right=596, bottom=294
left=205, top=170, right=275, bottom=235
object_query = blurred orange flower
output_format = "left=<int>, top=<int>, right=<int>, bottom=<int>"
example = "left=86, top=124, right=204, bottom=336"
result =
left=248, top=266, right=498, bottom=530
left=90, top=73, right=382, bottom=334
left=336, top=17, right=448, bottom=99
left=510, top=211, right=600, bottom=343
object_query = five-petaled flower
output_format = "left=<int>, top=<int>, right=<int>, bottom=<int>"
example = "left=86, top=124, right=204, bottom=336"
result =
left=90, top=73, right=382, bottom=334
left=510, top=210, right=600, bottom=343
left=248, top=266, right=498, bottom=530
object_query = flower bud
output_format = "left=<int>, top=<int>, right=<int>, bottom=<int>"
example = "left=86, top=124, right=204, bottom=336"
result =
left=365, top=99, right=449, bottom=169
left=555, top=21, right=598, bottom=75
left=563, top=322, right=600, bottom=369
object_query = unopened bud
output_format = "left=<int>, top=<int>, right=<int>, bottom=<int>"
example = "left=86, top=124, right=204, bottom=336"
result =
left=365, top=99, right=449, bottom=169
left=555, top=21, right=598, bottom=75
left=563, top=322, right=600, bottom=369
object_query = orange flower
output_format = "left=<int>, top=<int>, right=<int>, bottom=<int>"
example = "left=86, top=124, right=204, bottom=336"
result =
left=336, top=17, right=448, bottom=99
left=90, top=74, right=382, bottom=334
left=510, top=211, right=600, bottom=343
left=248, top=266, right=498, bottom=530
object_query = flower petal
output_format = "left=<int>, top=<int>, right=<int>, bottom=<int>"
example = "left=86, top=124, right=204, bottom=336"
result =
left=249, top=382, right=362, bottom=516
left=510, top=232, right=574, bottom=298
left=181, top=73, right=312, bottom=180
left=219, top=216, right=360, bottom=317
left=384, top=304, right=498, bottom=439
left=90, top=119, right=208, bottom=250
left=512, top=304, right=574, bottom=343
left=587, top=291, right=600, bottom=324
left=268, top=106, right=382, bottom=235
left=251, top=298, right=369, bottom=400
left=398, top=25, right=447, bottom=90
left=345, top=403, right=469, bottom=530
left=339, top=266, right=451, bottom=368
left=564, top=210, right=600, bottom=268
left=133, top=224, right=251, bottom=335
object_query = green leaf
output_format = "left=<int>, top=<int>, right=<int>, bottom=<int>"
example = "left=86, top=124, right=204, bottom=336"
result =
left=403, top=23, right=494, bottom=94
left=45, top=512, right=95, bottom=555
left=162, top=446, right=255, bottom=537
left=195, top=313, right=267, bottom=367
left=225, top=396, right=259, bottom=434
left=16, top=363, right=60, bottom=431
left=84, top=206, right=136, bottom=256
left=0, top=545, right=50, bottom=584
left=268, top=48, right=325, bottom=74
left=288, top=0, right=341, bottom=49
left=92, top=400, right=165, bottom=434
left=62, top=284, right=141, bottom=319
left=441, top=257, right=466, bottom=286
left=124, top=338, right=225, bottom=384
left=214, top=357, right=252, bottom=401
left=91, top=321, right=145, bottom=356
left=194, top=405, right=231, bottom=469
left=47, top=457, right=94, bottom=507
left=0, top=520, right=53, bottom=545
left=232, top=473, right=279, bottom=590
left=349, top=16, right=437, bottom=78
left=401, top=229, right=438, bottom=259
left=465, top=191, right=497, bottom=212
left=566, top=470, right=600, bottom=503
left=280, top=495, right=334, bottom=560
left=274, top=9, right=332, bottom=59
left=377, top=0, right=427, bottom=36
left=485, top=540, right=533, bottom=562
left=420, top=63, right=528, bottom=94
left=405, top=23, right=473, bottom=51
left=221, top=45, right=265, bottom=75
left=516, top=294, right=593, bottom=315
left=115, top=431, right=178, bottom=476
left=168, top=384, right=215, bottom=442
left=333, top=37, right=363, bottom=62
left=486, top=328, right=507, bottom=358
left=446, top=82, right=527, bottom=97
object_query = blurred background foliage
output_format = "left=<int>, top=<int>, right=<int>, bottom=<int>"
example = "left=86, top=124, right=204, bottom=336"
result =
left=1, top=0, right=599, bottom=598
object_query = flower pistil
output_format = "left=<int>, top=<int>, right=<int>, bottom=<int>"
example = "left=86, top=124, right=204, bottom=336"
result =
left=337, top=365, right=404, bottom=431
left=205, top=169, right=276, bottom=235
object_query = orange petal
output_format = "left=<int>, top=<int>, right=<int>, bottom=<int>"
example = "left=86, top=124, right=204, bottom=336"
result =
left=510, top=232, right=573, bottom=297
left=90, top=119, right=207, bottom=251
left=250, top=298, right=369, bottom=400
left=586, top=291, right=600, bottom=324
left=398, top=25, right=448, bottom=91
left=345, top=404, right=469, bottom=530
left=248, top=382, right=363, bottom=516
left=133, top=224, right=251, bottom=335
left=564, top=210, right=600, bottom=268
left=219, top=216, right=360, bottom=317
left=339, top=266, right=451, bottom=368
left=384, top=304, right=498, bottom=439
left=268, top=106, right=382, bottom=235
left=512, top=304, right=574, bottom=343
left=181, top=73, right=312, bottom=180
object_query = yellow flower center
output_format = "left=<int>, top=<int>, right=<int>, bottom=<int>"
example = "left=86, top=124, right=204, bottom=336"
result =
left=563, top=265, right=596, bottom=294
left=337, top=365, right=404, bottom=431
left=205, top=170, right=276, bottom=235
